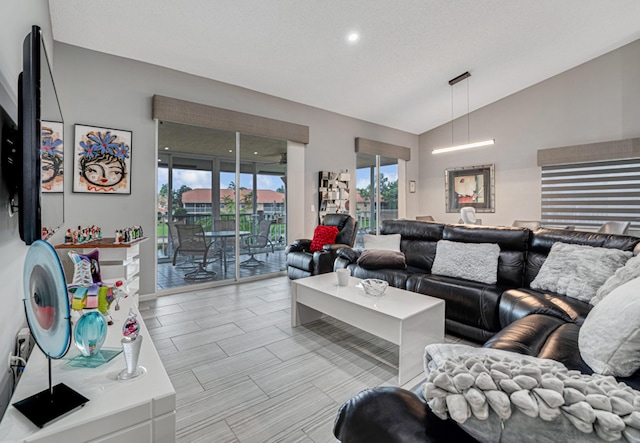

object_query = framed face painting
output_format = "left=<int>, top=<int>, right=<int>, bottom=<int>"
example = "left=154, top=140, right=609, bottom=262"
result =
left=41, top=121, right=64, bottom=193
left=73, top=124, right=132, bottom=194
left=445, top=164, right=495, bottom=213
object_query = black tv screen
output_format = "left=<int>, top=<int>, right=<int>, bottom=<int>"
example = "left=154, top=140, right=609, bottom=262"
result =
left=19, top=25, right=64, bottom=245
left=19, top=26, right=41, bottom=245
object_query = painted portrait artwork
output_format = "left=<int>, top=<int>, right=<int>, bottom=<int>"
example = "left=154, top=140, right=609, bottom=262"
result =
left=73, top=124, right=132, bottom=194
left=41, top=121, right=64, bottom=193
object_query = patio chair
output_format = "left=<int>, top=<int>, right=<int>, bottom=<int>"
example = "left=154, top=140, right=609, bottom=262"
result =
left=512, top=220, right=541, bottom=230
left=240, top=219, right=275, bottom=267
left=597, top=221, right=630, bottom=235
left=173, top=223, right=222, bottom=281
left=458, top=207, right=482, bottom=225
left=169, top=221, right=196, bottom=270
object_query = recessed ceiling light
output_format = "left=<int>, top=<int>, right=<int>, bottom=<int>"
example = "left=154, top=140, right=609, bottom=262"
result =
left=254, top=151, right=258, bottom=155
left=228, top=149, right=233, bottom=153
left=347, top=32, right=359, bottom=43
left=164, top=147, right=169, bottom=150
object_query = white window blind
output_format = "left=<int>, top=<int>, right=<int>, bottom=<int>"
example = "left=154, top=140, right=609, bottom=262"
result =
left=541, top=158, right=640, bottom=231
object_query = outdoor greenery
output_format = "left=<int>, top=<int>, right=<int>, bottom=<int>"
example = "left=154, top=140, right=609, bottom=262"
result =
left=159, top=183, right=192, bottom=216
left=356, top=173, right=398, bottom=209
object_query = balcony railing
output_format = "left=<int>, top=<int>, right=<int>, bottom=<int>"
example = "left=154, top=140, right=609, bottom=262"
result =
left=157, top=212, right=286, bottom=259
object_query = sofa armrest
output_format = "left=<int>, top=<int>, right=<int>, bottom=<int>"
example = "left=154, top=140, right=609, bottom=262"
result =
left=335, top=247, right=361, bottom=263
left=334, top=386, right=477, bottom=443
left=285, top=239, right=312, bottom=254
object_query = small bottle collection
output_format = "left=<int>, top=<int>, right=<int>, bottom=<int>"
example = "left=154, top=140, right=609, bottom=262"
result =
left=114, top=226, right=144, bottom=244
left=64, top=225, right=103, bottom=244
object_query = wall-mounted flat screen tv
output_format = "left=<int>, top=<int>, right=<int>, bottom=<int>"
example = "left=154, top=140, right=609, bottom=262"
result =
left=19, top=25, right=64, bottom=244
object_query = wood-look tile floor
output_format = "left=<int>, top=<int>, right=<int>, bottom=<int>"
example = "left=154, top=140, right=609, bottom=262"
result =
left=139, top=276, right=477, bottom=443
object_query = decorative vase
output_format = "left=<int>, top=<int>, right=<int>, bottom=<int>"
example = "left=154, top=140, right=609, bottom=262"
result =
left=74, top=310, right=107, bottom=356
left=118, top=335, right=145, bottom=380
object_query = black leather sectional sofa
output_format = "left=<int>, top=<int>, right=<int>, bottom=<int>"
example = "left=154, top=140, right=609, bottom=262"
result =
left=333, top=220, right=640, bottom=443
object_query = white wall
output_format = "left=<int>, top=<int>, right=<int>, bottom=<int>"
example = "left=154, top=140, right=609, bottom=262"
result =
left=418, top=39, right=640, bottom=226
left=0, top=0, right=53, bottom=416
left=52, top=43, right=420, bottom=296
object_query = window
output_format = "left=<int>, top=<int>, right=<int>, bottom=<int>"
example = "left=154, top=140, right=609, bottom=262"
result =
left=541, top=158, right=640, bottom=230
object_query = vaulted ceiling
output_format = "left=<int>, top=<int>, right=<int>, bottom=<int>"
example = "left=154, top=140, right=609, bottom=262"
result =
left=49, top=1, right=640, bottom=134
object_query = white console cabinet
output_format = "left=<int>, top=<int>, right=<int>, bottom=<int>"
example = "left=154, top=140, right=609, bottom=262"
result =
left=0, top=296, right=176, bottom=442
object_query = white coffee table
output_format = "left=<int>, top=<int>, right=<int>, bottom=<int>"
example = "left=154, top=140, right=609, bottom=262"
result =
left=291, top=273, right=445, bottom=384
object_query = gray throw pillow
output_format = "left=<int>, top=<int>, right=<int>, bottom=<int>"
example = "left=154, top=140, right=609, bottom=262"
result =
left=592, top=254, right=640, bottom=306
left=530, top=242, right=631, bottom=303
left=362, top=234, right=401, bottom=251
left=357, top=249, right=406, bottom=269
left=431, top=240, right=500, bottom=285
left=579, top=275, right=640, bottom=377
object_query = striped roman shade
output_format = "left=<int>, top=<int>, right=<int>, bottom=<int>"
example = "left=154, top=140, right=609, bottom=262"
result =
left=541, top=158, right=640, bottom=231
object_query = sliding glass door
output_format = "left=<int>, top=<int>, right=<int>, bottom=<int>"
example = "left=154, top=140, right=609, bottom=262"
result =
left=156, top=123, right=287, bottom=292
left=355, top=153, right=398, bottom=247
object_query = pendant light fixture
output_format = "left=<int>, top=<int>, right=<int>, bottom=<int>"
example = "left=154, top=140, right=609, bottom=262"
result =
left=432, top=71, right=495, bottom=154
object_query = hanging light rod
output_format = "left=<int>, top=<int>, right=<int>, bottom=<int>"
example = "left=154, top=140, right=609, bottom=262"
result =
left=432, top=71, right=495, bottom=155
left=448, top=71, right=470, bottom=86
left=432, top=139, right=495, bottom=154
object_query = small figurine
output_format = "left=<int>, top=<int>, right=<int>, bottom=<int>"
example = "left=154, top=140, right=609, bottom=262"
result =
left=111, top=280, right=129, bottom=311
left=122, top=308, right=140, bottom=340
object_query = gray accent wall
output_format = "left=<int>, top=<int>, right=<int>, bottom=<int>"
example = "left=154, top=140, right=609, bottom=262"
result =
left=52, top=42, right=419, bottom=296
left=418, top=39, right=640, bottom=227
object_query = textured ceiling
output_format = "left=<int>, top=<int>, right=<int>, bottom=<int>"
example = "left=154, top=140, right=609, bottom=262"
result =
left=49, top=1, right=640, bottom=134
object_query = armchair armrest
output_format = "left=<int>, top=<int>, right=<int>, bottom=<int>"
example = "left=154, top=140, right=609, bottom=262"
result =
left=285, top=239, right=312, bottom=254
left=322, top=243, right=351, bottom=253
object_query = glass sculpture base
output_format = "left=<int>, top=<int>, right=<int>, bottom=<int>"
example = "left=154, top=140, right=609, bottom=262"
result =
left=63, top=348, right=122, bottom=368
left=117, top=365, right=146, bottom=381
left=13, top=383, right=89, bottom=428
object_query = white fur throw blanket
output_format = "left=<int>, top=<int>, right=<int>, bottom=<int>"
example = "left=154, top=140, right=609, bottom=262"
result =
left=423, top=344, right=640, bottom=443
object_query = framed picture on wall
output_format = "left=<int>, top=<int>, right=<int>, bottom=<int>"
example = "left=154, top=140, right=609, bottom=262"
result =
left=73, top=124, right=132, bottom=194
left=445, top=164, right=495, bottom=213
left=41, top=120, right=64, bottom=193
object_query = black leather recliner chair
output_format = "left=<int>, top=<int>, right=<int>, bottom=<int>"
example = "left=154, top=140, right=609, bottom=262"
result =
left=285, top=213, right=358, bottom=280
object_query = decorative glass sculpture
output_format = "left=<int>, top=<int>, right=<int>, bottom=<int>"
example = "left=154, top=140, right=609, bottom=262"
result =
left=74, top=310, right=107, bottom=357
left=118, top=309, right=145, bottom=380
left=361, top=278, right=389, bottom=296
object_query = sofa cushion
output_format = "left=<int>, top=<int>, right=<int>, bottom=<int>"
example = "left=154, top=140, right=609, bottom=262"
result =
left=309, top=225, right=339, bottom=252
left=579, top=276, right=640, bottom=377
left=357, top=249, right=406, bottom=270
left=530, top=242, right=631, bottom=303
left=592, top=254, right=640, bottom=306
left=362, top=233, right=401, bottom=251
left=499, top=288, right=592, bottom=328
left=484, top=314, right=593, bottom=374
left=407, top=274, right=503, bottom=335
left=431, top=240, right=500, bottom=285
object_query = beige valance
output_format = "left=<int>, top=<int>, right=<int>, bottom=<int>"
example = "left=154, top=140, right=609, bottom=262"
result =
left=537, top=138, right=640, bottom=166
left=355, top=137, right=411, bottom=161
left=152, top=95, right=309, bottom=144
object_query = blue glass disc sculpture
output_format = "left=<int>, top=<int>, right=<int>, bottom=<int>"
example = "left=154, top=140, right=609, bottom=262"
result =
left=74, top=310, right=107, bottom=357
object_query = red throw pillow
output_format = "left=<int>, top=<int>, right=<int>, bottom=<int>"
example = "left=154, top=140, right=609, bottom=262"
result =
left=309, top=225, right=339, bottom=252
